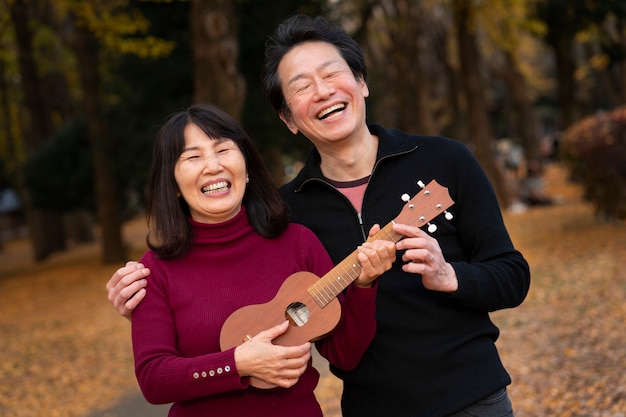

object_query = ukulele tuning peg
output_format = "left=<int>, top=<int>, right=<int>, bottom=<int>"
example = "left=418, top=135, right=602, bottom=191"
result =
left=428, top=223, right=437, bottom=233
left=401, top=193, right=411, bottom=202
left=445, top=211, right=453, bottom=221
left=417, top=180, right=425, bottom=189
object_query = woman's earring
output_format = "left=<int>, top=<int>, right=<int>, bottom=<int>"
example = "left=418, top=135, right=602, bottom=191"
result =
left=246, top=175, right=249, bottom=183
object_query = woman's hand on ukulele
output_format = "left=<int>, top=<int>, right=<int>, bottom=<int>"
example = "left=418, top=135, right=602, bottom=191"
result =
left=234, top=321, right=311, bottom=388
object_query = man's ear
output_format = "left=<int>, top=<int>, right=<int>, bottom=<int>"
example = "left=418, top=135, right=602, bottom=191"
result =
left=279, top=110, right=299, bottom=135
left=358, top=76, right=370, bottom=99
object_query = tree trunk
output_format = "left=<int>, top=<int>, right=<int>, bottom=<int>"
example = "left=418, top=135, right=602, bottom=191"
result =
left=434, top=22, right=468, bottom=144
left=191, top=0, right=245, bottom=119
left=492, top=52, right=541, bottom=162
left=582, top=43, right=623, bottom=109
left=380, top=0, right=437, bottom=135
left=454, top=0, right=510, bottom=207
left=0, top=63, right=9, bottom=252
left=552, top=30, right=579, bottom=130
left=0, top=63, right=14, bottom=161
left=9, top=0, right=67, bottom=260
left=73, top=24, right=126, bottom=264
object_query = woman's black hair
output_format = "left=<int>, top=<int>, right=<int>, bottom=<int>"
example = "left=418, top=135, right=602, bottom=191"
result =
left=146, top=103, right=289, bottom=259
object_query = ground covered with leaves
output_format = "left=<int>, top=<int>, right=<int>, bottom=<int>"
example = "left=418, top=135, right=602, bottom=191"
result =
left=1, top=164, right=624, bottom=417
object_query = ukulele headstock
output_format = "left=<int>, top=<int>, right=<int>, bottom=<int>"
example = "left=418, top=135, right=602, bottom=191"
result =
left=394, top=180, right=455, bottom=231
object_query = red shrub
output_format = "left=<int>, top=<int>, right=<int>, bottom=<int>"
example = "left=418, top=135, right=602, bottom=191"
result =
left=561, top=106, right=626, bottom=220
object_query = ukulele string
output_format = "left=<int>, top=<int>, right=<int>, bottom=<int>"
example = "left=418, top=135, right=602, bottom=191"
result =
left=308, top=253, right=361, bottom=307
left=308, top=223, right=403, bottom=308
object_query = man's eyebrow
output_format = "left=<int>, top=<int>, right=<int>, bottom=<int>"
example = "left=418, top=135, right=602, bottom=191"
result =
left=286, top=59, right=339, bottom=85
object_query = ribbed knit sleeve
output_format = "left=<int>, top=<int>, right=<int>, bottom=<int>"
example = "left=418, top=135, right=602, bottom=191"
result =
left=286, top=225, right=379, bottom=369
left=133, top=252, right=248, bottom=404
left=316, top=283, right=377, bottom=370
left=438, top=140, right=531, bottom=311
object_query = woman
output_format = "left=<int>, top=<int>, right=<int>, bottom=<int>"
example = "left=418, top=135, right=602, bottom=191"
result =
left=131, top=104, right=395, bottom=417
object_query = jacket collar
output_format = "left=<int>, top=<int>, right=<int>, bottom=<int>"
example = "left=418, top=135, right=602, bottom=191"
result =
left=291, top=123, right=418, bottom=190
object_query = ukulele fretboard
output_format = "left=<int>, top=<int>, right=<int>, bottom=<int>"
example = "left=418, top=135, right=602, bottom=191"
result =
left=307, top=222, right=404, bottom=307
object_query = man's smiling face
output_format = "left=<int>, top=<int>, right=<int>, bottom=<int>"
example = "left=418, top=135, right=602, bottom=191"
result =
left=277, top=41, right=369, bottom=149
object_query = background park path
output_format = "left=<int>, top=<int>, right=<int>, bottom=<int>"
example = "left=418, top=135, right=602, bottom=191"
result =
left=1, top=163, right=624, bottom=417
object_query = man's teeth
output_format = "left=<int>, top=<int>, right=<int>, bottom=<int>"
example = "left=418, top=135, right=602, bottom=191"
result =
left=318, top=103, right=345, bottom=119
left=202, top=181, right=230, bottom=194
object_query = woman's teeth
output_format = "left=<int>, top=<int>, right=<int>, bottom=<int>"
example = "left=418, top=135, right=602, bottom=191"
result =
left=202, top=181, right=230, bottom=194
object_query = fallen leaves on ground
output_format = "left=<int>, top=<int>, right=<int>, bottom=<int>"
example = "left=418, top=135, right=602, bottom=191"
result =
left=0, top=163, right=624, bottom=417
left=494, top=166, right=626, bottom=417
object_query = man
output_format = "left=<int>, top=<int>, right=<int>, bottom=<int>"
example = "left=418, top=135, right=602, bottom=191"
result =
left=108, top=15, right=530, bottom=417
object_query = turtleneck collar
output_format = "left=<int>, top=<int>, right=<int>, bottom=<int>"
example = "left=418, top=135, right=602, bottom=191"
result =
left=188, top=205, right=254, bottom=245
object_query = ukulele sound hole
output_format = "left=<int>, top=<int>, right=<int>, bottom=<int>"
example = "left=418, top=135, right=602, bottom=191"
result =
left=285, top=302, right=310, bottom=327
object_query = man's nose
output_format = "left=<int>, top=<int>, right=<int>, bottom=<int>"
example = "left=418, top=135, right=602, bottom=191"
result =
left=313, top=78, right=335, bottom=99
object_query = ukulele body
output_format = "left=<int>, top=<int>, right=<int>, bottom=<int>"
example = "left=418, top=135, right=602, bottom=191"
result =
left=219, top=271, right=342, bottom=351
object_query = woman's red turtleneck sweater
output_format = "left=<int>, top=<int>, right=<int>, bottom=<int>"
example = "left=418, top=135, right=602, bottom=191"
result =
left=132, top=207, right=377, bottom=417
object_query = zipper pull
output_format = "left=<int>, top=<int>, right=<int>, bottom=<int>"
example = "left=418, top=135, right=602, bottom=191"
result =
left=358, top=212, right=367, bottom=241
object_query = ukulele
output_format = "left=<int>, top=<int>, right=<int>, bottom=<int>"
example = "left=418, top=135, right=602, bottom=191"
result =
left=219, top=179, right=454, bottom=388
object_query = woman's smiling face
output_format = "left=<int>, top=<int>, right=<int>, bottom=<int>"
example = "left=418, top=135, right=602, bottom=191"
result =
left=174, top=122, right=247, bottom=224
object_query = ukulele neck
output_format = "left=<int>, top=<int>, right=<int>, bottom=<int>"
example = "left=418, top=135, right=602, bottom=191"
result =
left=305, top=179, right=454, bottom=310
left=306, top=222, right=402, bottom=308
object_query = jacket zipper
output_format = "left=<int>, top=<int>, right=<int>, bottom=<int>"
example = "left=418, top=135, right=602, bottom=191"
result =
left=358, top=145, right=418, bottom=240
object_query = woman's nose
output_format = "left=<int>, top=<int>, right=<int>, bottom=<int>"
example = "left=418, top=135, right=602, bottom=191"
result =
left=202, top=155, right=222, bottom=173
